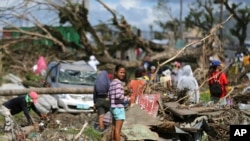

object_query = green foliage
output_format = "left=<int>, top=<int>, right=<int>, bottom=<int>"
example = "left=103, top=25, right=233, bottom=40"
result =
left=13, top=112, right=28, bottom=124
left=185, top=0, right=250, bottom=50
left=51, top=126, right=102, bottom=140
left=153, top=0, right=181, bottom=39
left=63, top=128, right=79, bottom=134
left=200, top=91, right=211, bottom=103
left=83, top=127, right=103, bottom=140
left=0, top=114, right=4, bottom=126
left=226, top=3, right=250, bottom=47
left=185, top=0, right=216, bottom=33
left=25, top=73, right=43, bottom=82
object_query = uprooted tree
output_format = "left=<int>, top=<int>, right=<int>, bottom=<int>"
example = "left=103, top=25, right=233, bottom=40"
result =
left=0, top=0, right=226, bottom=81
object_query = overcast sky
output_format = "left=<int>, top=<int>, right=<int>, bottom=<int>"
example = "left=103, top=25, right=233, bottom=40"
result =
left=88, top=0, right=193, bottom=31
left=88, top=0, right=250, bottom=31
left=0, top=0, right=250, bottom=31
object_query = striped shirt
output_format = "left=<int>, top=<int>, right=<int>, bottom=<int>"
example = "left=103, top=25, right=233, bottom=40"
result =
left=109, top=79, right=128, bottom=108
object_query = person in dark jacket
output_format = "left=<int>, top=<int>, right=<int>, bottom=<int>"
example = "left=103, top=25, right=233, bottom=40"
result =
left=93, top=70, right=111, bottom=131
left=0, top=91, right=43, bottom=131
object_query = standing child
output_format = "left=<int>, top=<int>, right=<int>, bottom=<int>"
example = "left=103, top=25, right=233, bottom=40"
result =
left=109, top=64, right=130, bottom=141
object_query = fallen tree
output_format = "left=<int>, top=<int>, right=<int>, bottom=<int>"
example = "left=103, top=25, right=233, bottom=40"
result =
left=0, top=0, right=212, bottom=77
left=0, top=87, right=93, bottom=96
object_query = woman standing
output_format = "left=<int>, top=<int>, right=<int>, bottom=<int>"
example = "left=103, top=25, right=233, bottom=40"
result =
left=109, top=64, right=130, bottom=141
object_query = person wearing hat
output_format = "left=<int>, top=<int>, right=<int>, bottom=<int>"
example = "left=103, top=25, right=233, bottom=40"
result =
left=0, top=91, right=44, bottom=132
left=208, top=60, right=228, bottom=105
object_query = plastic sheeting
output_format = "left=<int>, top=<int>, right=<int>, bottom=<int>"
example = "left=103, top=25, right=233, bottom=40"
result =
left=35, top=95, right=58, bottom=114
left=177, top=65, right=200, bottom=103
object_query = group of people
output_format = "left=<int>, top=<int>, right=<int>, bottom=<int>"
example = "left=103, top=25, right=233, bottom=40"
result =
left=94, top=64, right=153, bottom=141
left=93, top=62, right=203, bottom=140
left=159, top=61, right=200, bottom=104
left=94, top=64, right=131, bottom=141
left=0, top=57, right=229, bottom=140
left=94, top=62, right=207, bottom=140
left=94, top=62, right=203, bottom=141
left=158, top=59, right=229, bottom=106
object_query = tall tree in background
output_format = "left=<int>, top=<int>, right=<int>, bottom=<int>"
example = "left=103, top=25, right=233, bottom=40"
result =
left=185, top=0, right=216, bottom=35
left=186, top=0, right=250, bottom=51
left=153, top=0, right=181, bottom=41
left=221, top=0, right=250, bottom=50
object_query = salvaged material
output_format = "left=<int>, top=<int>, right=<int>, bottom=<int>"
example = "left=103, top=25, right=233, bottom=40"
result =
left=125, top=104, right=162, bottom=126
left=164, top=102, right=198, bottom=118
left=122, top=104, right=162, bottom=140
left=137, top=93, right=161, bottom=118
left=197, top=111, right=224, bottom=117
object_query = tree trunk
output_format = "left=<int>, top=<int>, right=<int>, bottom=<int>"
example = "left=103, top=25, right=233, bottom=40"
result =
left=0, top=87, right=94, bottom=96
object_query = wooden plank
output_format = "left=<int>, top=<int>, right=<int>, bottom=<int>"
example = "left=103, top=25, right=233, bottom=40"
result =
left=189, top=106, right=218, bottom=113
left=164, top=102, right=197, bottom=118
left=197, top=111, right=224, bottom=117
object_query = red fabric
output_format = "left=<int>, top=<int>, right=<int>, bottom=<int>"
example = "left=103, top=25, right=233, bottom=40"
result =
left=208, top=71, right=228, bottom=98
left=35, top=56, right=47, bottom=74
left=128, top=79, right=146, bottom=104
left=108, top=73, right=113, bottom=80
left=136, top=48, right=141, bottom=56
